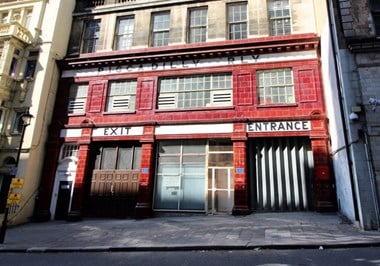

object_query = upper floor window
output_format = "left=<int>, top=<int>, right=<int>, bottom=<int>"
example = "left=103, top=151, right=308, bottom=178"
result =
left=11, top=11, right=21, bottom=23
left=227, top=2, right=247, bottom=40
left=11, top=111, right=27, bottom=134
left=268, top=0, right=291, bottom=36
left=82, top=19, right=101, bottom=53
left=115, top=17, right=134, bottom=50
left=9, top=49, right=22, bottom=78
left=188, top=7, right=208, bottom=44
left=68, top=84, right=88, bottom=114
left=151, top=12, right=170, bottom=47
left=158, top=73, right=232, bottom=110
left=25, top=10, right=33, bottom=29
left=257, top=68, right=294, bottom=105
left=1, top=13, right=8, bottom=24
left=106, top=80, right=137, bottom=112
left=24, top=50, right=38, bottom=79
left=371, top=0, right=380, bottom=35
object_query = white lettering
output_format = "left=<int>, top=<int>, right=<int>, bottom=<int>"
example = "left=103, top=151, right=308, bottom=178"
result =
left=247, top=121, right=311, bottom=132
left=93, top=127, right=143, bottom=137
left=62, top=51, right=317, bottom=78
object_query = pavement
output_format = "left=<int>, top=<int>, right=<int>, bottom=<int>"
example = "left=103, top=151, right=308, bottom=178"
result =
left=1, top=212, right=380, bottom=252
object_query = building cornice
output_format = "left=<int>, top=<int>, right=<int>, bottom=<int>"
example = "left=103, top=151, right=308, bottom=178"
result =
left=62, top=33, right=320, bottom=70
left=347, top=37, right=380, bottom=53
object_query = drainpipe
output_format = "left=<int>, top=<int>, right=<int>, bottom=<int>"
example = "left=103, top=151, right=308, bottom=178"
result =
left=325, top=0, right=359, bottom=221
left=363, top=126, right=380, bottom=227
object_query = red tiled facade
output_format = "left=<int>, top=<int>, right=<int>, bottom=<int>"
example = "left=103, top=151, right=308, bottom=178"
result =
left=35, top=33, right=335, bottom=221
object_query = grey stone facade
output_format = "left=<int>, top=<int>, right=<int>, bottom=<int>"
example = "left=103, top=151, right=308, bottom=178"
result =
left=331, top=0, right=380, bottom=229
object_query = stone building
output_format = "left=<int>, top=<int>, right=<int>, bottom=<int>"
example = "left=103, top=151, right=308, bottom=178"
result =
left=0, top=0, right=75, bottom=225
left=321, top=0, right=380, bottom=229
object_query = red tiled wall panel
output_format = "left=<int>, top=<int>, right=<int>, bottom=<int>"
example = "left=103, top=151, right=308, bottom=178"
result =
left=64, top=59, right=324, bottom=127
left=88, top=81, right=106, bottom=113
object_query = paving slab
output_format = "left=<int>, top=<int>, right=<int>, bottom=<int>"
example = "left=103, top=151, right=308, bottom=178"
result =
left=0, top=212, right=379, bottom=252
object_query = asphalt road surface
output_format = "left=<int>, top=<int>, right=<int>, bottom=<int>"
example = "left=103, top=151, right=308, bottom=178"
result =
left=0, top=247, right=380, bottom=266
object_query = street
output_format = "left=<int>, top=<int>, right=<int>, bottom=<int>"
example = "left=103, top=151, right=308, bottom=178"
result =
left=1, top=247, right=380, bottom=266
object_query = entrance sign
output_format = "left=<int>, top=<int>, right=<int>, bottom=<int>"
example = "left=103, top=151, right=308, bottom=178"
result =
left=247, top=121, right=311, bottom=132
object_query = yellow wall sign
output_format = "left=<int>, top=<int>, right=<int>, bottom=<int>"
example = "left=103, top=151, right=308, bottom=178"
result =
left=11, top=178, right=25, bottom=189
left=7, top=193, right=22, bottom=204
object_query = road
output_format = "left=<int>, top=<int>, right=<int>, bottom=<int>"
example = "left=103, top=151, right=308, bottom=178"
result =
left=0, top=247, right=380, bottom=266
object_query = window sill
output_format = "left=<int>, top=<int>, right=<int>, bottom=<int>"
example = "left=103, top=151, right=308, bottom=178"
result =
left=155, top=105, right=235, bottom=113
left=257, top=103, right=298, bottom=108
left=68, top=113, right=86, bottom=117
left=103, top=110, right=136, bottom=115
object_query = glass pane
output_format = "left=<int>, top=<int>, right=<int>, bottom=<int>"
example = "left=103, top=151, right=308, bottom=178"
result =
left=132, top=147, right=141, bottom=169
left=209, top=140, right=233, bottom=151
left=215, top=169, right=228, bottom=189
left=215, top=190, right=234, bottom=212
left=159, top=142, right=181, bottom=154
left=154, top=175, right=179, bottom=209
left=158, top=164, right=180, bottom=175
left=117, top=148, right=132, bottom=169
left=182, top=143, right=206, bottom=154
left=182, top=156, right=205, bottom=164
left=180, top=174, right=205, bottom=210
left=208, top=154, right=233, bottom=167
left=101, top=148, right=116, bottom=169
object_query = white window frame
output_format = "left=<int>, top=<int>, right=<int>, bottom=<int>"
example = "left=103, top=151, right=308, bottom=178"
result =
left=60, top=144, right=80, bottom=160
left=82, top=19, right=101, bottom=53
left=227, top=2, right=248, bottom=40
left=106, top=80, right=137, bottom=112
left=257, top=68, right=295, bottom=105
left=188, top=7, right=208, bottom=44
left=158, top=74, right=233, bottom=110
left=68, top=84, right=88, bottom=114
left=115, top=16, right=135, bottom=50
left=151, top=12, right=170, bottom=47
left=268, top=0, right=292, bottom=36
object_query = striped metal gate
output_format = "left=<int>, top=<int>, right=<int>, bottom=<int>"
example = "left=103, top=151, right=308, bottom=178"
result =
left=250, top=137, right=315, bottom=211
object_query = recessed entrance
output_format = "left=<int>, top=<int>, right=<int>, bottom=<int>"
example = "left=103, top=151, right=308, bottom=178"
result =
left=54, top=181, right=73, bottom=220
left=249, top=137, right=315, bottom=211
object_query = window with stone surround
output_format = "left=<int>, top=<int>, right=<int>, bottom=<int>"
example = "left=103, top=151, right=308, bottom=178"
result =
left=23, top=50, right=38, bottom=79
left=82, top=19, right=101, bottom=53
left=227, top=2, right=248, bottom=40
left=157, top=73, right=232, bottom=110
left=151, top=12, right=170, bottom=47
left=257, top=68, right=295, bottom=105
left=115, top=16, right=135, bottom=50
left=106, top=80, right=137, bottom=112
left=9, top=48, right=22, bottom=78
left=268, top=0, right=291, bottom=36
left=188, top=7, right=208, bottom=43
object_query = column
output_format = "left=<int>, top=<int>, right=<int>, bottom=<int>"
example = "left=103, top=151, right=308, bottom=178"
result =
left=232, top=123, right=251, bottom=215
left=311, top=137, right=336, bottom=211
left=67, top=130, right=91, bottom=221
left=135, top=126, right=155, bottom=218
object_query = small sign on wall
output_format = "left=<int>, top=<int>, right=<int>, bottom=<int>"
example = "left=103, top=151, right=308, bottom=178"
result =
left=236, top=168, right=244, bottom=174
